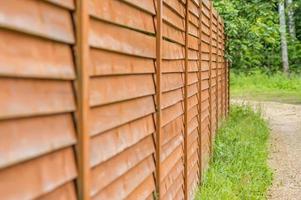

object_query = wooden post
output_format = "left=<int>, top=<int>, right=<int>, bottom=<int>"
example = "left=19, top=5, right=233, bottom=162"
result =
left=226, top=61, right=230, bottom=114
left=225, top=33, right=230, bottom=115
left=208, top=1, right=213, bottom=156
left=215, top=12, right=219, bottom=130
left=218, top=17, right=224, bottom=119
left=184, top=0, right=189, bottom=199
left=155, top=0, right=162, bottom=199
left=76, top=0, right=90, bottom=199
left=198, top=0, right=203, bottom=182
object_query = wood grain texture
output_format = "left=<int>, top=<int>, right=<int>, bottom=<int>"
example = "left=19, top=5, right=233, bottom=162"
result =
left=0, top=78, right=75, bottom=119
left=0, top=114, right=76, bottom=169
left=0, top=148, right=77, bottom=200
left=88, top=0, right=155, bottom=33
left=75, top=0, right=91, bottom=199
left=0, top=29, right=75, bottom=79
left=0, top=0, right=74, bottom=43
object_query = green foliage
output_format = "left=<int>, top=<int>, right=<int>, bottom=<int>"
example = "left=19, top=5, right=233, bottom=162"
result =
left=213, top=0, right=301, bottom=73
left=231, top=71, right=301, bottom=103
left=294, top=0, right=301, bottom=40
left=196, top=106, right=272, bottom=200
left=288, top=38, right=301, bottom=73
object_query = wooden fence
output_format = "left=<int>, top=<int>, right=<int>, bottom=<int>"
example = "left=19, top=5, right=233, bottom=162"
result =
left=0, top=0, right=229, bottom=199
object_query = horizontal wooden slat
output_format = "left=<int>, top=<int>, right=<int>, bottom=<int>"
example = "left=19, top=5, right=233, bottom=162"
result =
left=162, top=102, right=184, bottom=127
left=90, top=115, right=154, bottom=166
left=0, top=29, right=75, bottom=79
left=90, top=74, right=155, bottom=106
left=89, top=0, right=154, bottom=33
left=163, top=3, right=185, bottom=31
left=0, top=78, right=75, bottom=119
left=188, top=49, right=199, bottom=60
left=122, top=0, right=155, bottom=15
left=189, top=14, right=199, bottom=28
left=189, top=0, right=199, bottom=17
left=0, top=148, right=77, bottom=200
left=189, top=22, right=199, bottom=37
left=162, top=115, right=184, bottom=146
left=0, top=114, right=76, bottom=169
left=163, top=21, right=185, bottom=45
left=174, top=187, right=185, bottom=200
left=161, top=133, right=183, bottom=162
left=126, top=174, right=155, bottom=200
left=44, top=0, right=75, bottom=10
left=188, top=94, right=198, bottom=110
left=90, top=96, right=155, bottom=135
left=91, top=135, right=155, bottom=196
left=188, top=105, right=199, bottom=122
left=161, top=145, right=183, bottom=182
left=188, top=34, right=199, bottom=51
left=161, top=159, right=184, bottom=199
left=164, top=0, right=185, bottom=18
left=163, top=40, right=185, bottom=60
left=89, top=19, right=155, bottom=58
left=162, top=169, right=184, bottom=199
left=162, top=88, right=183, bottom=109
left=0, top=0, right=74, bottom=43
left=92, top=155, right=155, bottom=200
left=162, top=60, right=184, bottom=73
left=90, top=49, right=154, bottom=76
left=37, top=182, right=77, bottom=200
left=188, top=83, right=199, bottom=98
left=162, top=73, right=184, bottom=92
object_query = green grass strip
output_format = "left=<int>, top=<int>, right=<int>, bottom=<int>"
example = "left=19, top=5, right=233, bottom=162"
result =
left=231, top=72, right=301, bottom=104
left=196, top=106, right=273, bottom=200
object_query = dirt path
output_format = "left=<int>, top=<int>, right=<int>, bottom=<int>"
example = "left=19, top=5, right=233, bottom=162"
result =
left=233, top=100, right=301, bottom=199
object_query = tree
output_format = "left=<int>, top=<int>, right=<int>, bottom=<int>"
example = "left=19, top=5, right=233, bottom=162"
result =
left=213, top=0, right=301, bottom=74
left=213, top=0, right=280, bottom=73
left=279, top=1, right=289, bottom=74
left=286, top=0, right=296, bottom=38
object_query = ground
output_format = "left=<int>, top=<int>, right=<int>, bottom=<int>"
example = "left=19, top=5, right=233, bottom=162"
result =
left=234, top=100, right=301, bottom=200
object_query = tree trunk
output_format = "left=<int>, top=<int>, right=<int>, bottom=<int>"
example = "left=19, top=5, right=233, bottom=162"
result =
left=287, top=0, right=296, bottom=38
left=279, top=2, right=289, bottom=74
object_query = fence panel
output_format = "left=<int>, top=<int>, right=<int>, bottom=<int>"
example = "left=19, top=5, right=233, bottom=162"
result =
left=0, top=0, right=229, bottom=200
left=87, top=1, right=157, bottom=199
left=0, top=0, right=78, bottom=199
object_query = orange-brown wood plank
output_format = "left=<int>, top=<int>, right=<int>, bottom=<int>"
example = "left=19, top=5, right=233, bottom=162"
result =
left=91, top=135, right=155, bottom=197
left=92, top=155, right=155, bottom=200
left=0, top=0, right=74, bottom=43
left=125, top=174, right=155, bottom=200
left=89, top=19, right=156, bottom=58
left=36, top=182, right=77, bottom=200
left=0, top=114, right=76, bottom=169
left=89, top=0, right=155, bottom=34
left=0, top=148, right=77, bottom=200
left=0, top=29, right=75, bottom=79
left=44, top=0, right=75, bottom=10
left=0, top=78, right=75, bottom=120
left=90, top=75, right=155, bottom=106
left=90, top=96, right=155, bottom=135
left=89, top=49, right=155, bottom=76
left=122, top=0, right=156, bottom=15
left=90, top=115, right=154, bottom=167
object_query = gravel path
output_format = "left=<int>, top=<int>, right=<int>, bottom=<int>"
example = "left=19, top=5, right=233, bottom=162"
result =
left=233, top=100, right=301, bottom=200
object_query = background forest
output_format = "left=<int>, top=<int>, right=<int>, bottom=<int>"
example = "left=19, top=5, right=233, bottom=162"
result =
left=213, top=0, right=301, bottom=74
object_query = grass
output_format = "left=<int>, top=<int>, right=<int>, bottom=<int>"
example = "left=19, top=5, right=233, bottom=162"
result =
left=196, top=106, right=273, bottom=200
left=231, top=72, right=301, bottom=104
